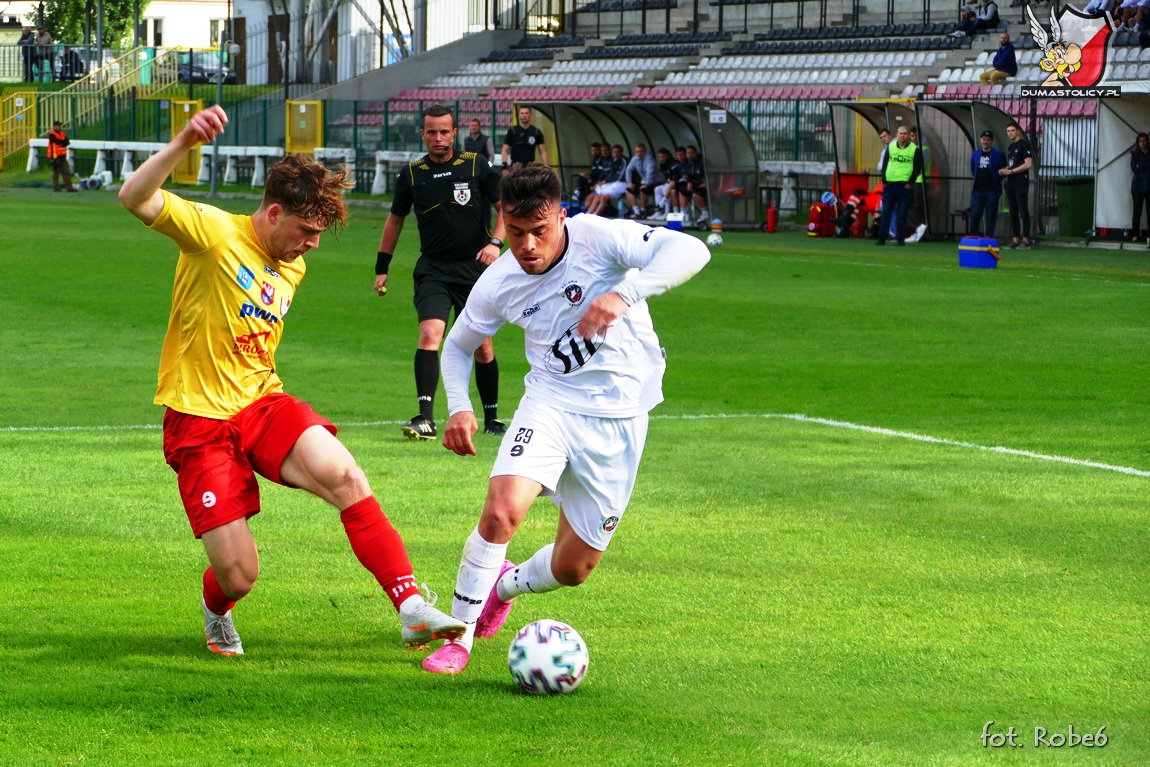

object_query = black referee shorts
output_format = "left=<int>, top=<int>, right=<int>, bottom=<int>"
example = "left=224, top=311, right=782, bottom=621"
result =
left=412, top=257, right=487, bottom=323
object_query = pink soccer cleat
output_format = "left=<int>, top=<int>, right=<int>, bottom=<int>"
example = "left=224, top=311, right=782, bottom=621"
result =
left=421, top=641, right=470, bottom=674
left=475, top=560, right=517, bottom=638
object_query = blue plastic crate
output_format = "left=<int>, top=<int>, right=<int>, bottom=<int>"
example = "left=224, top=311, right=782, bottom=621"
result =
left=959, top=236, right=999, bottom=269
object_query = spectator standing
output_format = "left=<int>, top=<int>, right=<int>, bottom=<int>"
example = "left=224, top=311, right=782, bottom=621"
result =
left=969, top=129, right=1008, bottom=238
left=907, top=125, right=929, bottom=242
left=1129, top=132, right=1150, bottom=241
left=47, top=121, right=76, bottom=192
left=623, top=143, right=658, bottom=219
left=980, top=32, right=1018, bottom=85
left=375, top=105, right=507, bottom=441
left=117, top=105, right=465, bottom=657
left=874, top=128, right=892, bottom=238
left=502, top=106, right=549, bottom=168
left=34, top=26, right=53, bottom=80
left=463, top=118, right=495, bottom=162
left=18, top=26, right=36, bottom=81
left=876, top=126, right=923, bottom=246
left=1000, top=122, right=1034, bottom=249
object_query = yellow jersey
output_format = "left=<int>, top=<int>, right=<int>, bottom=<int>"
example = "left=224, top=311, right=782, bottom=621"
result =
left=149, top=190, right=305, bottom=419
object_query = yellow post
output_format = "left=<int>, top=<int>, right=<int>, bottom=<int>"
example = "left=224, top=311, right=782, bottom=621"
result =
left=285, top=101, right=323, bottom=154
left=171, top=99, right=203, bottom=184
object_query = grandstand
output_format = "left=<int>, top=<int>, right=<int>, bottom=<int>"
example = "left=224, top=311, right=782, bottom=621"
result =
left=11, top=0, right=1132, bottom=238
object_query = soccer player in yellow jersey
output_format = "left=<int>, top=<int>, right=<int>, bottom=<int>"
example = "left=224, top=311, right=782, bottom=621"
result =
left=119, top=105, right=464, bottom=657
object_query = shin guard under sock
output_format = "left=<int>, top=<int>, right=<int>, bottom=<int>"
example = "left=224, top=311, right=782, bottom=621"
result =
left=202, top=566, right=237, bottom=615
left=339, top=497, right=417, bottom=611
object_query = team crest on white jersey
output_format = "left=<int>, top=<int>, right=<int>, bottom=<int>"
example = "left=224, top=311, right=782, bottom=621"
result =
left=563, top=281, right=585, bottom=306
left=453, top=182, right=471, bottom=205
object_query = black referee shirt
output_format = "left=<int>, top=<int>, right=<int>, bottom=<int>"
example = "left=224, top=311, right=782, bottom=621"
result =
left=503, top=124, right=545, bottom=166
left=390, top=151, right=501, bottom=262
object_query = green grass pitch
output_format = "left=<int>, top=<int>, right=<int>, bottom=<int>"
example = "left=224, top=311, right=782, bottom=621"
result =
left=0, top=186, right=1147, bottom=766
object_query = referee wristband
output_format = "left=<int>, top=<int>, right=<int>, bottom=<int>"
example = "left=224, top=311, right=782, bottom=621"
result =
left=375, top=251, right=393, bottom=275
left=489, top=237, right=504, bottom=249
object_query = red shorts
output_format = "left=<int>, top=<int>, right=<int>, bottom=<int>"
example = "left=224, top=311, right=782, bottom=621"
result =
left=162, top=393, right=337, bottom=538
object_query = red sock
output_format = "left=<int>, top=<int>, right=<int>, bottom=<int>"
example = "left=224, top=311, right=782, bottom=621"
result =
left=202, top=567, right=237, bottom=615
left=340, top=497, right=418, bottom=611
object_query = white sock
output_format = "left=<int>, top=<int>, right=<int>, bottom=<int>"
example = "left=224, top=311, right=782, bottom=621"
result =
left=452, top=527, right=508, bottom=650
left=496, top=543, right=562, bottom=601
left=397, top=593, right=424, bottom=617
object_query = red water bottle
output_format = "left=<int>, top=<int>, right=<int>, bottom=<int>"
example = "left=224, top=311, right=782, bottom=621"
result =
left=766, top=202, right=779, bottom=233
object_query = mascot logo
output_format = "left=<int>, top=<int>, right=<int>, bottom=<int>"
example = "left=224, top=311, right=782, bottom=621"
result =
left=1022, top=4, right=1120, bottom=95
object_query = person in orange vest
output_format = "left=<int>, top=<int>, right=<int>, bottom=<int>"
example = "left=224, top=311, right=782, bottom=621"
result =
left=47, top=121, right=76, bottom=192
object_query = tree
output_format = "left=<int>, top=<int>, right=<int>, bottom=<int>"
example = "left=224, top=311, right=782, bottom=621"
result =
left=41, top=0, right=148, bottom=48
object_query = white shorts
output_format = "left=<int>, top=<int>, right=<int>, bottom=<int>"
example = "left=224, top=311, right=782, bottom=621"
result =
left=490, top=395, right=649, bottom=551
left=600, top=181, right=629, bottom=200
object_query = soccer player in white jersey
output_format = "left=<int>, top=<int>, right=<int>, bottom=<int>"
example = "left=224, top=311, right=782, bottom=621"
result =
left=422, top=163, right=710, bottom=674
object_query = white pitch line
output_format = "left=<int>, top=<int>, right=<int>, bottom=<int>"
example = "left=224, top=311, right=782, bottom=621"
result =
left=3, top=413, right=1147, bottom=478
left=658, top=413, right=1150, bottom=478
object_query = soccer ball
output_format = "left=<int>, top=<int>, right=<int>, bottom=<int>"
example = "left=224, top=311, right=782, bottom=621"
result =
left=507, top=619, right=589, bottom=695
left=706, top=232, right=723, bottom=248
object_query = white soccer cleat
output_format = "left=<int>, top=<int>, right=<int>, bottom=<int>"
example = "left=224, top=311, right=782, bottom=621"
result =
left=202, top=597, right=244, bottom=656
left=400, top=586, right=466, bottom=650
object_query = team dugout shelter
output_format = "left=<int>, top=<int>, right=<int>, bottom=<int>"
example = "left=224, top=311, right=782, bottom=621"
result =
left=829, top=100, right=1033, bottom=240
left=1094, top=95, right=1149, bottom=234
left=520, top=100, right=761, bottom=230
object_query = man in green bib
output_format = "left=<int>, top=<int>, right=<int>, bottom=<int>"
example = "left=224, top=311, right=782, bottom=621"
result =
left=877, top=126, right=924, bottom=246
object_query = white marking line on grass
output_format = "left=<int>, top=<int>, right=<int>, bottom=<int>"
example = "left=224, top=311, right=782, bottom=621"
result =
left=659, top=413, right=1150, bottom=478
left=5, top=413, right=1147, bottom=478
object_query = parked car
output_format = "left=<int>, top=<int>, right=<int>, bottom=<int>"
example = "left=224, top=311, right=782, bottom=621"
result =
left=177, top=50, right=235, bottom=84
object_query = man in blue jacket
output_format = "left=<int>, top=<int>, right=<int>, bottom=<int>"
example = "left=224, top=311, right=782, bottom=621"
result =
left=979, top=32, right=1018, bottom=85
left=969, top=130, right=1008, bottom=238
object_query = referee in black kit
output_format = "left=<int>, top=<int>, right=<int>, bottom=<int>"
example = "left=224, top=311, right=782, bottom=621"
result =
left=375, top=105, right=506, bottom=441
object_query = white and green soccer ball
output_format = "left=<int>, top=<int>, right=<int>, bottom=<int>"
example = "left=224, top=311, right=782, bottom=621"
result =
left=508, top=619, right=589, bottom=695
left=706, top=232, right=723, bottom=248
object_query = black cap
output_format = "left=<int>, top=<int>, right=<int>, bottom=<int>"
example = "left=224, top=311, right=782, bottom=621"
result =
left=980, top=130, right=994, bottom=138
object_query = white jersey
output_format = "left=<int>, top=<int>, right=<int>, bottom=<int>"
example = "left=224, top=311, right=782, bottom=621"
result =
left=449, top=214, right=708, bottom=418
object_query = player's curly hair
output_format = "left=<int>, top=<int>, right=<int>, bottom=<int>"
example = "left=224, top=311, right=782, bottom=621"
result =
left=499, top=162, right=563, bottom=220
left=262, top=153, right=354, bottom=232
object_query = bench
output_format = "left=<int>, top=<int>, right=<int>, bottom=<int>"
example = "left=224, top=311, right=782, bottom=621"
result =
left=197, top=145, right=284, bottom=187
left=27, top=139, right=166, bottom=178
